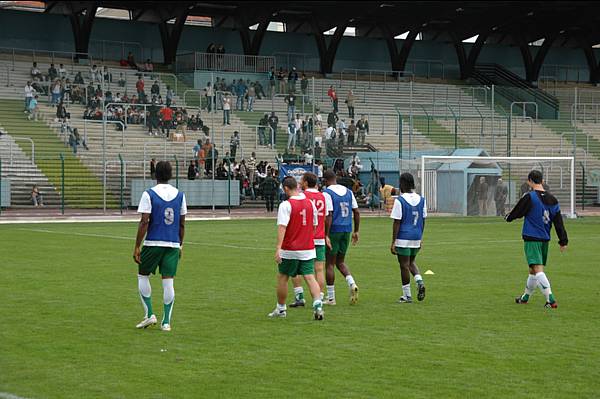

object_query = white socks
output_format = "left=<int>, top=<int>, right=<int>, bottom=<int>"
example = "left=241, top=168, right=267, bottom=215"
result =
left=162, top=278, right=175, bottom=325
left=525, top=274, right=538, bottom=296
left=293, top=286, right=304, bottom=301
left=138, top=275, right=152, bottom=318
left=402, top=284, right=411, bottom=299
left=326, top=285, right=335, bottom=300
left=535, top=272, right=552, bottom=302
left=277, top=303, right=287, bottom=311
left=414, top=274, right=423, bottom=284
left=345, top=275, right=356, bottom=287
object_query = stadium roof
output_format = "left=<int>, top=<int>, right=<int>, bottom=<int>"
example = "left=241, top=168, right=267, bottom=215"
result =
left=25, top=1, right=600, bottom=78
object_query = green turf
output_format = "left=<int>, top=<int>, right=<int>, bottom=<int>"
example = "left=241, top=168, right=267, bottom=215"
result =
left=1, top=216, right=599, bottom=398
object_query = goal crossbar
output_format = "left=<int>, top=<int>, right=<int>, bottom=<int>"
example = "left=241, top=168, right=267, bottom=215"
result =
left=420, top=155, right=576, bottom=218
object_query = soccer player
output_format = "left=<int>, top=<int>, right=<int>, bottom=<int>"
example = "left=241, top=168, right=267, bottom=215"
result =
left=506, top=170, right=568, bottom=308
left=390, top=173, right=426, bottom=303
left=289, top=172, right=332, bottom=307
left=323, top=170, right=360, bottom=305
left=269, top=176, right=324, bottom=320
left=133, top=161, right=187, bottom=331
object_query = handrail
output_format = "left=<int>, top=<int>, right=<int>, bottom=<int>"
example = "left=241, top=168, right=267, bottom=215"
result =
left=540, top=64, right=584, bottom=83
left=143, top=140, right=190, bottom=180
left=510, top=101, right=538, bottom=122
left=145, top=72, right=179, bottom=98
left=8, top=137, right=35, bottom=165
left=272, top=51, right=310, bottom=72
left=90, top=39, right=144, bottom=63
left=183, top=89, right=204, bottom=109
left=83, top=119, right=126, bottom=147
left=570, top=102, right=600, bottom=124
left=511, top=116, right=534, bottom=138
left=406, top=59, right=445, bottom=79
left=0, top=46, right=92, bottom=73
left=1, top=63, right=9, bottom=87
left=339, top=68, right=415, bottom=91
left=192, top=52, right=275, bottom=73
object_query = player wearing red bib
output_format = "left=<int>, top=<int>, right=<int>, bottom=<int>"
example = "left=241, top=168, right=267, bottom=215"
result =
left=268, top=176, right=324, bottom=320
left=289, top=172, right=332, bottom=307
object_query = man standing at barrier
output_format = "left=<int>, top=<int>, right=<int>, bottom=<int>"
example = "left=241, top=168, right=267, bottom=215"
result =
left=269, top=177, right=324, bottom=320
left=506, top=170, right=567, bottom=309
left=495, top=177, right=508, bottom=216
left=133, top=161, right=186, bottom=332
left=323, top=170, right=360, bottom=305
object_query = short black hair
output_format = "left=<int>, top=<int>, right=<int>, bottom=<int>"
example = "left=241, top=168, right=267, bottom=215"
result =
left=155, top=161, right=172, bottom=182
left=302, top=172, right=318, bottom=188
left=323, top=170, right=336, bottom=182
left=400, top=173, right=415, bottom=193
left=528, top=170, right=543, bottom=184
left=282, top=176, right=297, bottom=190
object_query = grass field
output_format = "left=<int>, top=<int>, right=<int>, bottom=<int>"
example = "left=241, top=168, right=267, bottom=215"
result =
left=1, top=216, right=600, bottom=398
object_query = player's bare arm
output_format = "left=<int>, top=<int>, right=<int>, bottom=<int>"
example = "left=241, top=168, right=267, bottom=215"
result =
left=324, top=213, right=332, bottom=249
left=179, top=214, right=186, bottom=259
left=391, top=219, right=401, bottom=255
left=275, top=225, right=286, bottom=264
left=352, top=208, right=360, bottom=245
left=133, top=213, right=150, bottom=264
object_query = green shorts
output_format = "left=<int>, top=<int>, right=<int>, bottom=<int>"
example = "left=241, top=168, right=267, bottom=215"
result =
left=139, top=246, right=180, bottom=277
left=524, top=241, right=549, bottom=266
left=315, top=245, right=326, bottom=262
left=396, top=247, right=420, bottom=259
left=328, top=232, right=351, bottom=256
left=278, top=258, right=315, bottom=277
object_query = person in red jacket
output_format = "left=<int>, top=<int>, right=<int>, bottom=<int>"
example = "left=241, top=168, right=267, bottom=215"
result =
left=327, top=85, right=338, bottom=113
left=269, top=176, right=324, bottom=320
left=159, top=106, right=174, bottom=137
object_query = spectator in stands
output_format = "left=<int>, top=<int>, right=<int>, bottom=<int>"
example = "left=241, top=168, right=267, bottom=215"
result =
left=300, top=73, right=308, bottom=98
left=127, top=52, right=138, bottom=69
left=346, top=90, right=356, bottom=119
left=235, top=79, right=246, bottom=111
left=519, top=180, right=530, bottom=197
left=205, top=81, right=214, bottom=112
left=314, top=141, right=322, bottom=160
left=495, top=177, right=508, bottom=216
left=356, top=115, right=369, bottom=145
left=277, top=67, right=286, bottom=94
left=90, top=65, right=102, bottom=83
left=56, top=100, right=68, bottom=122
left=58, top=63, right=67, bottom=79
left=24, top=81, right=35, bottom=111
left=103, top=66, right=112, bottom=83
left=268, top=66, right=276, bottom=98
left=328, top=86, right=338, bottom=113
left=477, top=176, right=489, bottom=216
left=347, top=119, right=357, bottom=145
left=74, top=71, right=84, bottom=85
left=187, top=160, right=197, bottom=180
left=136, top=76, right=145, bottom=97
left=118, top=73, right=126, bottom=88
left=247, top=153, right=257, bottom=199
left=230, top=131, right=240, bottom=160
left=147, top=101, right=160, bottom=136
left=268, top=111, right=279, bottom=146
left=30, top=62, right=42, bottom=80
left=287, top=120, right=297, bottom=152
left=27, top=95, right=39, bottom=121
left=69, top=128, right=79, bottom=154
left=216, top=44, right=225, bottom=69
left=48, top=63, right=58, bottom=81
left=31, top=185, right=43, bottom=207
left=50, top=79, right=62, bottom=105
left=160, top=105, right=174, bottom=137
left=150, top=158, right=156, bottom=180
left=285, top=92, right=296, bottom=121
left=258, top=113, right=269, bottom=146
left=143, top=59, right=154, bottom=73
left=337, top=119, right=347, bottom=145
left=150, top=80, right=160, bottom=97
left=247, top=84, right=256, bottom=112
left=254, top=80, right=265, bottom=99
left=380, top=177, right=395, bottom=211
left=222, top=94, right=231, bottom=125
left=166, top=86, right=174, bottom=107
left=260, top=170, right=278, bottom=213
left=327, top=110, right=338, bottom=127
left=288, top=67, right=298, bottom=93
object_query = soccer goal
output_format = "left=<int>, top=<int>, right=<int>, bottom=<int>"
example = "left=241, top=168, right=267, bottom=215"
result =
left=418, top=156, right=576, bottom=218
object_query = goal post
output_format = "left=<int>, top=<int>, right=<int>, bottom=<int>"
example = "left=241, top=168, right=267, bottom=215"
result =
left=419, top=155, right=576, bottom=219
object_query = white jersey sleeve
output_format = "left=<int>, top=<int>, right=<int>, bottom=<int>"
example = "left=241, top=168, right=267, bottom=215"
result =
left=137, top=191, right=152, bottom=214
left=276, top=201, right=292, bottom=226
left=323, top=192, right=333, bottom=213
left=390, top=198, right=402, bottom=220
left=423, top=198, right=427, bottom=219
left=181, top=194, right=188, bottom=216
left=350, top=191, right=358, bottom=209
left=312, top=201, right=318, bottom=226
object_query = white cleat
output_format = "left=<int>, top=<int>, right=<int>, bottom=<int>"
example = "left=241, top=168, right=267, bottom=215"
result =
left=313, top=307, right=324, bottom=321
left=136, top=314, right=157, bottom=329
left=161, top=324, right=172, bottom=332
left=325, top=298, right=336, bottom=306
left=350, top=284, right=359, bottom=305
left=268, top=308, right=287, bottom=318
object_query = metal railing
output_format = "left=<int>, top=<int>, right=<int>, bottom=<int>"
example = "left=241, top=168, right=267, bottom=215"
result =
left=339, top=68, right=415, bottom=90
left=406, top=59, right=445, bottom=79
left=82, top=119, right=126, bottom=147
left=511, top=116, right=534, bottom=138
left=1, top=63, right=10, bottom=87
left=192, top=52, right=275, bottom=73
left=6, top=137, right=35, bottom=165
left=0, top=46, right=92, bottom=73
left=540, top=64, right=586, bottom=83
left=90, top=40, right=144, bottom=63
left=571, top=103, right=600, bottom=123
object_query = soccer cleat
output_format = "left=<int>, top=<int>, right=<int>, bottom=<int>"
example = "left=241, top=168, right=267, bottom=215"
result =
left=289, top=299, right=306, bottom=308
left=515, top=296, right=529, bottom=304
left=325, top=298, right=336, bottom=306
left=417, top=282, right=426, bottom=302
left=161, top=324, right=172, bottom=332
left=544, top=301, right=558, bottom=309
left=136, top=314, right=157, bottom=329
left=398, top=296, right=413, bottom=304
left=313, top=307, right=324, bottom=321
left=350, top=284, right=359, bottom=305
left=268, top=308, right=287, bottom=318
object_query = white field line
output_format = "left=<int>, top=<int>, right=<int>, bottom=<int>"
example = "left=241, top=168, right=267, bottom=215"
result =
left=0, top=393, right=30, bottom=399
left=0, top=216, right=231, bottom=225
left=18, top=228, right=600, bottom=250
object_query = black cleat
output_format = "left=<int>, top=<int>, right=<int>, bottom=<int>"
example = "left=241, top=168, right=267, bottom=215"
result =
left=544, top=301, right=558, bottom=309
left=289, top=299, right=306, bottom=308
left=417, top=283, right=426, bottom=301
left=398, top=296, right=413, bottom=304
left=515, top=296, right=529, bottom=304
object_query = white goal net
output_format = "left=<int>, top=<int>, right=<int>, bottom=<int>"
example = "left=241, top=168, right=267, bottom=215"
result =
left=413, top=156, right=576, bottom=218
